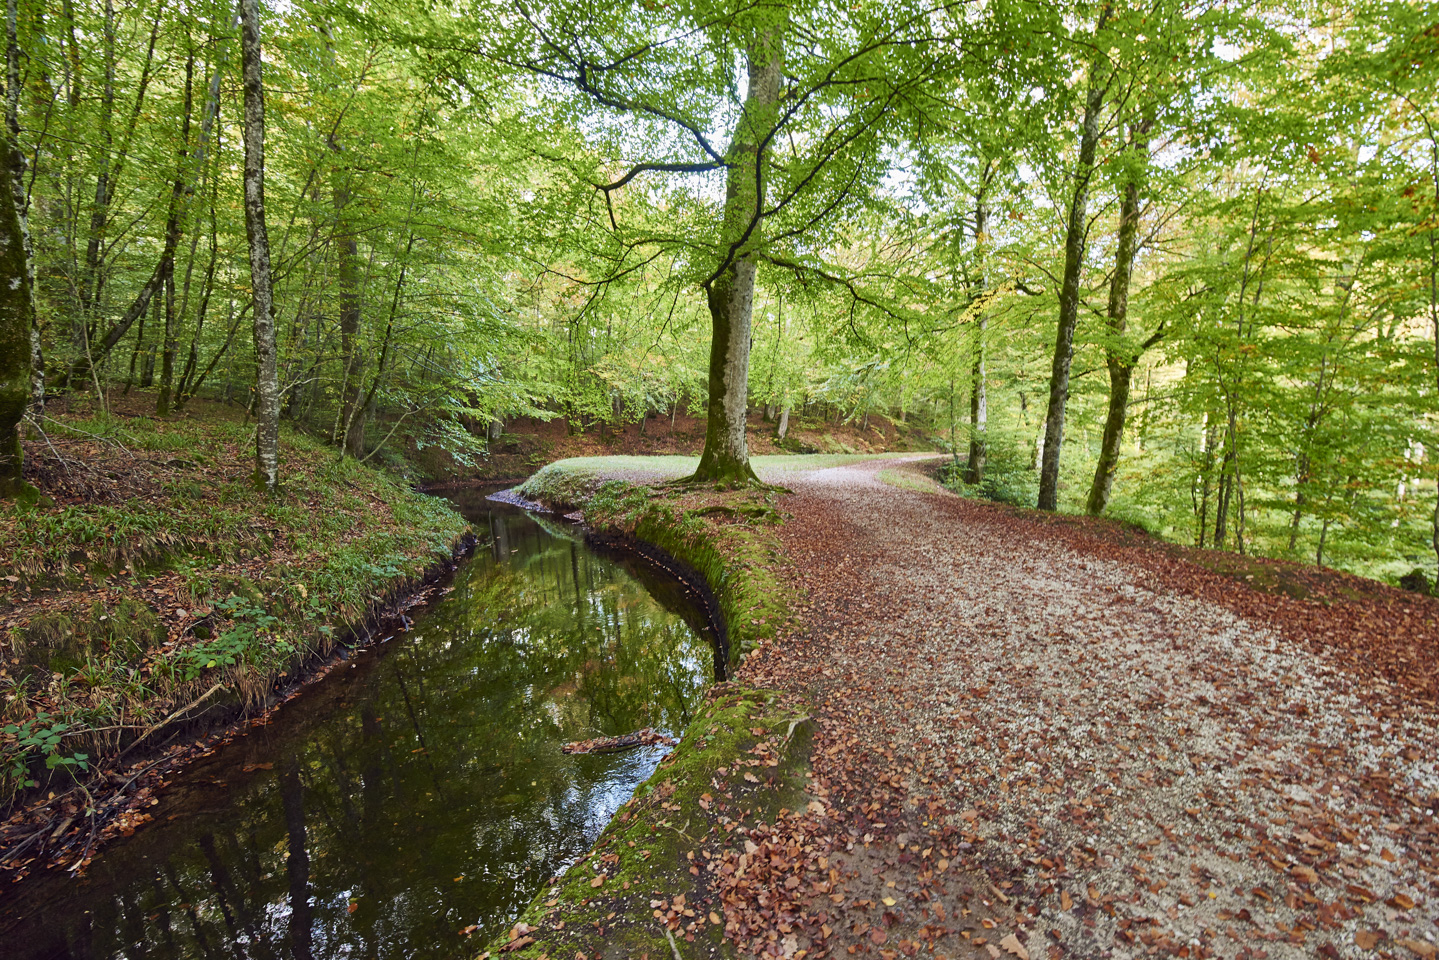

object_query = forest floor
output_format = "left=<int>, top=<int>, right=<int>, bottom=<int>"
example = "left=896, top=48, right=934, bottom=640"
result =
left=0, top=391, right=469, bottom=877
left=727, top=455, right=1439, bottom=960
left=530, top=454, right=1439, bottom=960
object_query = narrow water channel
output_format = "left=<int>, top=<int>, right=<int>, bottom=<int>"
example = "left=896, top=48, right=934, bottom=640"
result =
left=0, top=492, right=719, bottom=960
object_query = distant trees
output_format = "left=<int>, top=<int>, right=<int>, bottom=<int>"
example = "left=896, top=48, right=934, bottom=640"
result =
left=0, top=0, right=1436, bottom=580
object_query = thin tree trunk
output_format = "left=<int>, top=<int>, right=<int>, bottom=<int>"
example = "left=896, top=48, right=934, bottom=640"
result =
left=76, top=0, right=115, bottom=357
left=691, top=26, right=783, bottom=483
left=185, top=299, right=242, bottom=404
left=127, top=293, right=155, bottom=393
left=964, top=181, right=992, bottom=485
left=241, top=0, right=279, bottom=491
left=0, top=157, right=31, bottom=494
left=157, top=51, right=195, bottom=415
left=176, top=186, right=220, bottom=405
left=776, top=403, right=789, bottom=439
left=1197, top=417, right=1216, bottom=547
left=1085, top=123, right=1147, bottom=515
left=321, top=26, right=367, bottom=458
left=74, top=1, right=163, bottom=374
left=7, top=0, right=41, bottom=419
left=1038, top=6, right=1112, bottom=511
left=1213, top=435, right=1234, bottom=547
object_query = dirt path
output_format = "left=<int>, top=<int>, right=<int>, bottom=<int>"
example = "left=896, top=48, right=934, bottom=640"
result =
left=733, top=457, right=1438, bottom=960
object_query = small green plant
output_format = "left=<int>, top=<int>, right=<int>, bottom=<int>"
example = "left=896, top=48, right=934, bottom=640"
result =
left=2, top=711, right=90, bottom=789
left=170, top=594, right=284, bottom=680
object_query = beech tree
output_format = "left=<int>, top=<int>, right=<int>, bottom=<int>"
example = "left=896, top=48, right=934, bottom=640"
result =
left=462, top=0, right=962, bottom=481
left=240, top=0, right=280, bottom=490
left=0, top=159, right=29, bottom=495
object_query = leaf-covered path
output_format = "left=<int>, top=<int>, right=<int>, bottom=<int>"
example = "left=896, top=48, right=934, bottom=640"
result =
left=732, top=456, right=1438, bottom=960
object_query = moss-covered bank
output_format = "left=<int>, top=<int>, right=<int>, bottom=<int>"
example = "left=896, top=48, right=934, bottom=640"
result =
left=491, top=459, right=815, bottom=959
left=517, top=460, right=793, bottom=665
left=0, top=399, right=470, bottom=830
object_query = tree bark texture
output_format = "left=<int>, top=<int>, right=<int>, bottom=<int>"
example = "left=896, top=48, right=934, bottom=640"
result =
left=1085, top=134, right=1144, bottom=516
left=692, top=25, right=783, bottom=483
left=1038, top=8, right=1111, bottom=511
left=964, top=188, right=991, bottom=485
left=0, top=159, right=31, bottom=493
left=241, top=0, right=279, bottom=491
left=7, top=0, right=41, bottom=419
left=157, top=51, right=195, bottom=415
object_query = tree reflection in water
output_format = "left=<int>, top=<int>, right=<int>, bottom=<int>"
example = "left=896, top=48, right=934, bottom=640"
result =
left=0, top=499, right=716, bottom=960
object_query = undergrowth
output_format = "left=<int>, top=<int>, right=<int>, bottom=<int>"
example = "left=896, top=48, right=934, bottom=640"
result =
left=0, top=403, right=468, bottom=804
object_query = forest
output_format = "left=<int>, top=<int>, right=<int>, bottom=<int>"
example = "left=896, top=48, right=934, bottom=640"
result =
left=0, top=0, right=1436, bottom=585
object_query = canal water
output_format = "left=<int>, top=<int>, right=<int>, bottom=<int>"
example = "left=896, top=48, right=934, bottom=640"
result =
left=0, top=492, right=720, bottom=960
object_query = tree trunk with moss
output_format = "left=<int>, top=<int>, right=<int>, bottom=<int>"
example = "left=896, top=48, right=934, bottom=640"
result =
left=0, top=159, right=31, bottom=495
left=691, top=25, right=782, bottom=484
left=7, top=0, right=40, bottom=420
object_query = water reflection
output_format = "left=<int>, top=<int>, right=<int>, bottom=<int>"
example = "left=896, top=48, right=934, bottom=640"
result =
left=0, top=498, right=716, bottom=960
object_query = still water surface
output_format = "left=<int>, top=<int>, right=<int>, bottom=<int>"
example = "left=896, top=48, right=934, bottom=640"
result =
left=0, top=493, right=718, bottom=960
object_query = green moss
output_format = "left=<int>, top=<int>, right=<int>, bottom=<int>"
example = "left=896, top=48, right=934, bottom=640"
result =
left=490, top=687, right=813, bottom=960
left=521, top=463, right=791, bottom=664
left=492, top=458, right=820, bottom=959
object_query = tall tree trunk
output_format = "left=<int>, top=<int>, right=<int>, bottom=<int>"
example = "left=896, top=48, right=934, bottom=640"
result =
left=241, top=0, right=279, bottom=491
left=0, top=158, right=31, bottom=495
left=1197, top=416, right=1216, bottom=547
left=72, top=2, right=162, bottom=382
left=75, top=0, right=115, bottom=360
left=691, top=25, right=782, bottom=483
left=1085, top=124, right=1147, bottom=516
left=964, top=181, right=992, bottom=485
left=321, top=24, right=367, bottom=458
left=157, top=51, right=195, bottom=415
left=7, top=0, right=40, bottom=420
left=176, top=168, right=220, bottom=405
left=1038, top=7, right=1112, bottom=511
left=776, top=403, right=789, bottom=439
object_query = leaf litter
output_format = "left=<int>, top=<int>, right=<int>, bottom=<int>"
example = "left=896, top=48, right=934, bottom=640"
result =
left=709, top=456, right=1439, bottom=959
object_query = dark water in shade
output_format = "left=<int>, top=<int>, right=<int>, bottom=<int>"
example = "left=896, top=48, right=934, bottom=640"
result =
left=0, top=493, right=719, bottom=960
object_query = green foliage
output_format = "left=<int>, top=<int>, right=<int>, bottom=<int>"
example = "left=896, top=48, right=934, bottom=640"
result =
left=2, top=712, right=90, bottom=789
left=7, top=0, right=1439, bottom=586
left=0, top=407, right=470, bottom=800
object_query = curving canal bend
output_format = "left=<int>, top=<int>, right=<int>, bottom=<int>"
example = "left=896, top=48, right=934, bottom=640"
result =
left=0, top=491, right=721, bottom=960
